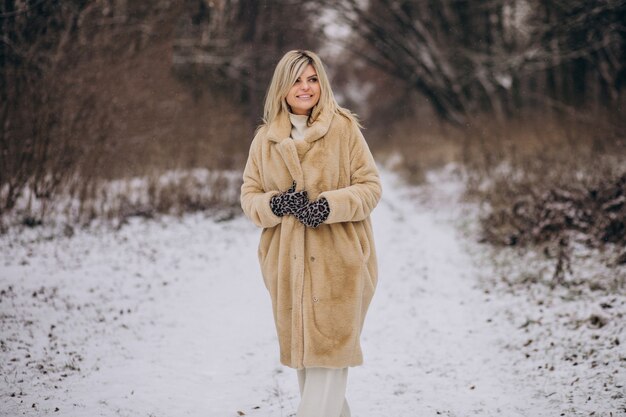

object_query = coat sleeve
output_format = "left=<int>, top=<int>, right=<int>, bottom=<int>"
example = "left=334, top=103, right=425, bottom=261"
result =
left=240, top=136, right=283, bottom=228
left=318, top=125, right=381, bottom=224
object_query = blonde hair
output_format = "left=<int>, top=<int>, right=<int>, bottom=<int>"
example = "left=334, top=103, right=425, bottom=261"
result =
left=262, top=50, right=359, bottom=127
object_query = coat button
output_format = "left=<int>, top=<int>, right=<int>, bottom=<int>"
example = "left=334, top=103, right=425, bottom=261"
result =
left=313, top=296, right=319, bottom=303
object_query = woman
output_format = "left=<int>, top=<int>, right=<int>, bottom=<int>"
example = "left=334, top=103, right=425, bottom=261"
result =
left=240, top=50, right=381, bottom=417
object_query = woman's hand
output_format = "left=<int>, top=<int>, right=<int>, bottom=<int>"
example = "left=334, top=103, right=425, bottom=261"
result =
left=270, top=181, right=309, bottom=217
left=270, top=181, right=330, bottom=227
left=294, top=197, right=330, bottom=228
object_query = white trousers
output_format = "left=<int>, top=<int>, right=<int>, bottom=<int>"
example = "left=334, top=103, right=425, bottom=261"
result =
left=296, top=367, right=351, bottom=417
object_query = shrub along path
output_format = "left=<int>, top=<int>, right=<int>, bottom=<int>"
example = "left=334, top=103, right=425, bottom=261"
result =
left=0, top=168, right=621, bottom=416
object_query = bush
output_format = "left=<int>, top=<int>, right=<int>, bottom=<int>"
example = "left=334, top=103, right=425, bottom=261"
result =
left=461, top=112, right=626, bottom=283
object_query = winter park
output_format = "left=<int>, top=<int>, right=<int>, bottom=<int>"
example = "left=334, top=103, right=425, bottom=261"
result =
left=1, top=1, right=625, bottom=417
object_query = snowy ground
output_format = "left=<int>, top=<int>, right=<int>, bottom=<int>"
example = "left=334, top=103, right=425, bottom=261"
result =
left=1, top=167, right=624, bottom=417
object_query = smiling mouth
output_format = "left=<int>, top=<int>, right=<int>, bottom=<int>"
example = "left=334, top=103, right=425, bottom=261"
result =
left=297, top=95, right=312, bottom=99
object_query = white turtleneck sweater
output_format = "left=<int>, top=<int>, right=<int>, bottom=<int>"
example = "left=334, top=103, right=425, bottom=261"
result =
left=289, top=113, right=310, bottom=141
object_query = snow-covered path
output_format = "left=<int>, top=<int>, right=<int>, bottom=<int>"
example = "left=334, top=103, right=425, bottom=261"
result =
left=1, top=169, right=555, bottom=416
left=346, top=172, right=551, bottom=416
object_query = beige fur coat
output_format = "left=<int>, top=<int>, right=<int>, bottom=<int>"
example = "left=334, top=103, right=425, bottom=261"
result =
left=240, top=107, right=381, bottom=369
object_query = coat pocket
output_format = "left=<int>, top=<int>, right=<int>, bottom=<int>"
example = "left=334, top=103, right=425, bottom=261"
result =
left=258, top=227, right=279, bottom=291
left=308, top=227, right=364, bottom=341
left=354, top=223, right=370, bottom=261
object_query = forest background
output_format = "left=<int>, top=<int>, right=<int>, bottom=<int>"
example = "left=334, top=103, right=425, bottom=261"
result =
left=1, top=0, right=625, bottom=276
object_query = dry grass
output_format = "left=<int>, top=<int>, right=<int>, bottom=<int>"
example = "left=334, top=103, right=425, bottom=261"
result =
left=377, top=108, right=626, bottom=285
left=3, top=168, right=242, bottom=235
left=463, top=112, right=625, bottom=285
left=370, top=115, right=464, bottom=184
left=460, top=114, right=624, bottom=192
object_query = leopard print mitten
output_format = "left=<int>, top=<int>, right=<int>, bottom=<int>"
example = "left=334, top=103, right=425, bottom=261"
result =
left=270, top=181, right=309, bottom=217
left=294, top=197, right=330, bottom=228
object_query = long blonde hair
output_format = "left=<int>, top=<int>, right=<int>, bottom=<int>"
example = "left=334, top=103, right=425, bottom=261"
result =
left=262, top=50, right=359, bottom=127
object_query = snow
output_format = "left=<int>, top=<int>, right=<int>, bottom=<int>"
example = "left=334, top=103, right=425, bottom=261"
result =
left=1, top=167, right=624, bottom=416
left=465, top=232, right=626, bottom=415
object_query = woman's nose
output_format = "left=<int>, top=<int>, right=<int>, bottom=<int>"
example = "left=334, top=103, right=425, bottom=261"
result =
left=300, top=81, right=310, bottom=90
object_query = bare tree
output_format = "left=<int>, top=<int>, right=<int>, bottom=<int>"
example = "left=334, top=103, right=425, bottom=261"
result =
left=172, top=0, right=321, bottom=125
left=318, top=0, right=626, bottom=125
left=0, top=0, right=182, bottom=217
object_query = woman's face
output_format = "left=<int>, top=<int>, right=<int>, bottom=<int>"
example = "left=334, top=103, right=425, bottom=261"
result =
left=286, top=64, right=321, bottom=116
